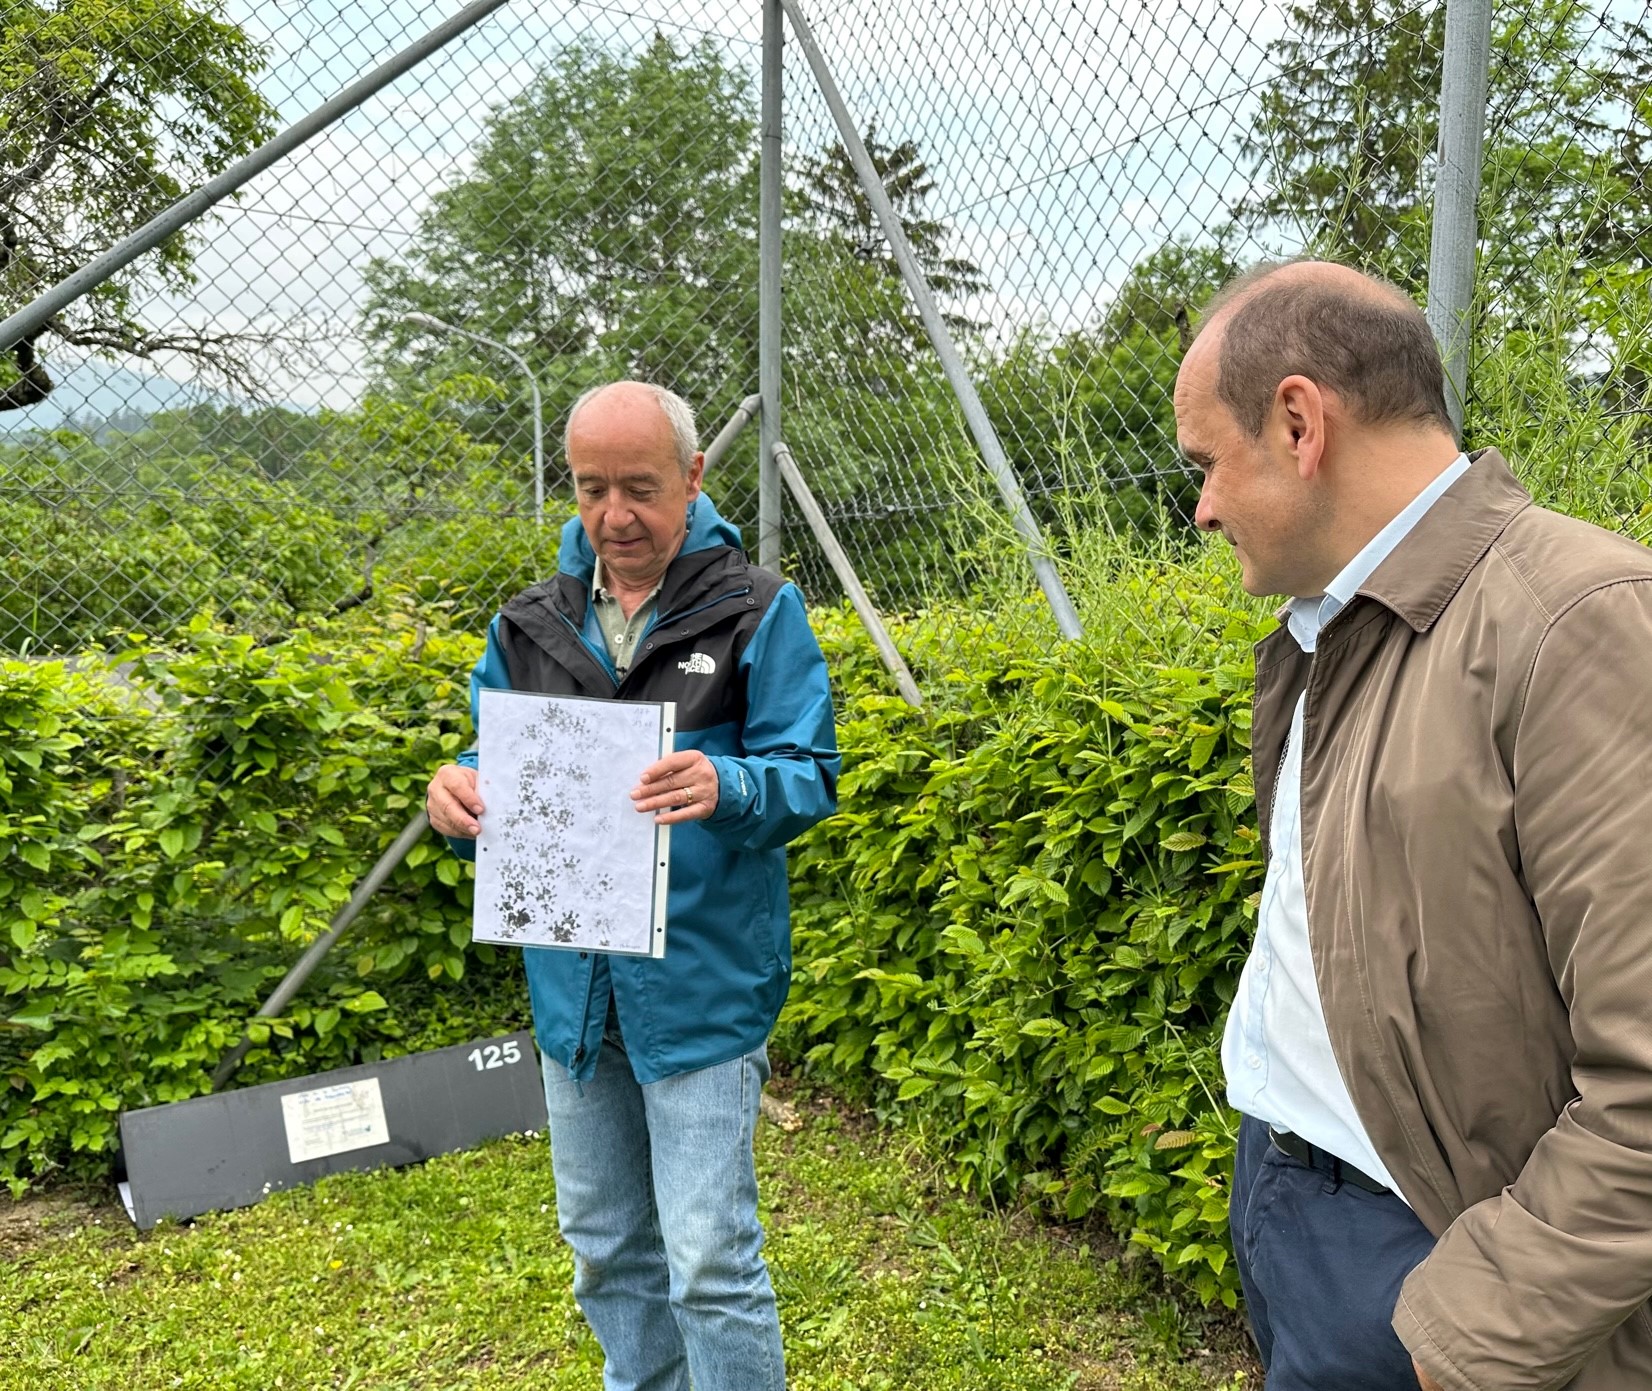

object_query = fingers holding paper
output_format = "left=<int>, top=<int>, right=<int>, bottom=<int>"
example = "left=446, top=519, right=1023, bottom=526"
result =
left=427, top=763, right=485, bottom=838
left=633, top=750, right=720, bottom=824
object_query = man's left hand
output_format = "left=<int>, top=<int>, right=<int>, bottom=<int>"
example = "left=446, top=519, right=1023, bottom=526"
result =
left=632, top=751, right=720, bottom=824
left=1414, top=1358, right=1445, bottom=1391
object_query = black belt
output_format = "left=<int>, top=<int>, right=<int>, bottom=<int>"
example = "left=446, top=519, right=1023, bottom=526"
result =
left=1268, top=1127, right=1390, bottom=1195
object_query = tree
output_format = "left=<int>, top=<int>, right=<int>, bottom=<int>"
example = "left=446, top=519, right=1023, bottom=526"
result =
left=362, top=35, right=761, bottom=424
left=983, top=235, right=1240, bottom=537
left=1236, top=0, right=1652, bottom=305
left=0, top=0, right=278, bottom=409
left=796, top=119, right=987, bottom=346
left=778, top=122, right=991, bottom=590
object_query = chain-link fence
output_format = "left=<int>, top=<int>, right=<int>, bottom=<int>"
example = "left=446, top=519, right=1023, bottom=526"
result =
left=1455, top=0, right=1652, bottom=538
left=2, top=0, right=1650, bottom=658
left=1, top=0, right=772, bottom=652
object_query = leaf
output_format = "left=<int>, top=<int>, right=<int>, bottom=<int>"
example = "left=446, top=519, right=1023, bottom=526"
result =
left=1154, top=1129, right=1199, bottom=1150
left=1020, top=1018, right=1066, bottom=1038
left=1161, top=830, right=1207, bottom=853
left=345, top=992, right=388, bottom=1013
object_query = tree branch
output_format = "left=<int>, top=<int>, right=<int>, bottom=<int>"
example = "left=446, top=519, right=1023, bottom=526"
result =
left=0, top=72, right=119, bottom=206
left=0, top=336, right=54, bottom=411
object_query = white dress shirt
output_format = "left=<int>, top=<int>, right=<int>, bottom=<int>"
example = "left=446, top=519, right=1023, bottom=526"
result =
left=1222, top=453, right=1471, bottom=1199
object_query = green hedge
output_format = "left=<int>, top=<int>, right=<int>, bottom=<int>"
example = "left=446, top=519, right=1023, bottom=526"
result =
left=5, top=569, right=1272, bottom=1310
left=779, top=583, right=1270, bottom=1307
left=0, top=604, right=529, bottom=1193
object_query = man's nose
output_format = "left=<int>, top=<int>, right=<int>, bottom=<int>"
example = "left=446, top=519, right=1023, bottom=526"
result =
left=1194, top=488, right=1220, bottom=532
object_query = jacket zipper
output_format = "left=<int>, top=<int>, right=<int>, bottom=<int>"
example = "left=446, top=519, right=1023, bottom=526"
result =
left=1266, top=726, right=1291, bottom=837
left=618, top=584, right=754, bottom=691
left=551, top=583, right=754, bottom=693
left=555, top=609, right=620, bottom=692
left=1265, top=669, right=1310, bottom=845
left=655, top=585, right=753, bottom=629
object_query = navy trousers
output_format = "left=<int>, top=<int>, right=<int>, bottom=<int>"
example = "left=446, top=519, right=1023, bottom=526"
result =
left=1231, top=1115, right=1437, bottom=1390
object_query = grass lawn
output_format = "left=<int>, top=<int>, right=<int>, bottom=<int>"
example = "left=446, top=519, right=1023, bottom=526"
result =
left=1, top=1079, right=1259, bottom=1390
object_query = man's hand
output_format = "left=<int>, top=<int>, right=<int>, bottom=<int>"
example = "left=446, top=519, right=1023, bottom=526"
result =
left=632, top=750, right=719, bottom=824
left=427, top=764, right=484, bottom=838
left=1414, top=1357, right=1445, bottom=1391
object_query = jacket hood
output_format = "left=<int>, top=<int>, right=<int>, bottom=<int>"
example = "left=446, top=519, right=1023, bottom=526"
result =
left=555, top=494, right=744, bottom=585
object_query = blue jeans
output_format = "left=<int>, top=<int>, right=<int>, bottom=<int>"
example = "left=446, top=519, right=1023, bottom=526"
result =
left=541, top=1028, right=785, bottom=1391
left=1231, top=1115, right=1435, bottom=1391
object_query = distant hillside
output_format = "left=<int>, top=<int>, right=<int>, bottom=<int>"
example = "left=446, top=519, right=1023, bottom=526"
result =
left=0, top=359, right=230, bottom=435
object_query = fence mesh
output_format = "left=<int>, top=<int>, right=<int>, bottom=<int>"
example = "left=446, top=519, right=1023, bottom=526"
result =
left=1, top=0, right=1650, bottom=659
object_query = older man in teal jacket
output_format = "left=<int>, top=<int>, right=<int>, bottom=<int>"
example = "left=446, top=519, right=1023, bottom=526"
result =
left=427, top=380, right=838, bottom=1391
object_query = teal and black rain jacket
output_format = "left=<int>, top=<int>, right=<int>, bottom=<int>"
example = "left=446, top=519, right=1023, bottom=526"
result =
left=447, top=496, right=840, bottom=1082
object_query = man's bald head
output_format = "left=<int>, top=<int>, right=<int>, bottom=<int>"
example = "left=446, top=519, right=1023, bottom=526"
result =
left=1189, top=260, right=1454, bottom=439
left=565, top=380, right=699, bottom=475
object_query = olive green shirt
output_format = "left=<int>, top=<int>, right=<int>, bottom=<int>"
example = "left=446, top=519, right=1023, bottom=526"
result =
left=590, top=558, right=660, bottom=678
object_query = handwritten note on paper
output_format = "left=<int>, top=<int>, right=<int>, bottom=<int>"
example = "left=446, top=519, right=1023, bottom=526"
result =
left=473, top=689, right=674, bottom=958
left=280, top=1078, right=390, bottom=1165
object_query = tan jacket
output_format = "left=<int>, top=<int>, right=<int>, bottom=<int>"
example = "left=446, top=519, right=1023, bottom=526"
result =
left=1251, top=450, right=1652, bottom=1390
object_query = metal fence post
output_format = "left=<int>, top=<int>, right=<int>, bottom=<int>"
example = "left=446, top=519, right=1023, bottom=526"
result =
left=210, top=812, right=433, bottom=1090
left=758, top=0, right=784, bottom=571
left=775, top=440, right=924, bottom=707
left=780, top=0, right=1083, bottom=639
left=1426, top=0, right=1495, bottom=439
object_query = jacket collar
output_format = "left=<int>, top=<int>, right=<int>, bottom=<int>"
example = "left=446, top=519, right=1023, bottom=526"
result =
left=1256, top=448, right=1532, bottom=669
left=1358, top=447, right=1531, bottom=634
left=501, top=521, right=750, bottom=658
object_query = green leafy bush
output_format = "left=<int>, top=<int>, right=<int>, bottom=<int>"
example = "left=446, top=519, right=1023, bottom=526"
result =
left=781, top=577, right=1271, bottom=1306
left=5, top=545, right=1270, bottom=1311
left=0, top=602, right=529, bottom=1193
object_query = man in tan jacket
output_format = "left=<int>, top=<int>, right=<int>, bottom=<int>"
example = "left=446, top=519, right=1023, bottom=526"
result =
left=1176, top=259, right=1652, bottom=1390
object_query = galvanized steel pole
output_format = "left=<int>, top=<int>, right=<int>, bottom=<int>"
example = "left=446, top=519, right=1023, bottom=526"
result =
left=758, top=0, right=785, bottom=570
left=1426, top=0, right=1495, bottom=439
left=211, top=812, right=433, bottom=1091
left=703, top=392, right=764, bottom=472
left=0, top=0, right=515, bottom=354
left=775, top=441, right=924, bottom=708
left=780, top=0, right=1083, bottom=640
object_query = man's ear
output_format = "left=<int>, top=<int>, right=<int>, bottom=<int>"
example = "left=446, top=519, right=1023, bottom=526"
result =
left=1274, top=374, right=1327, bottom=481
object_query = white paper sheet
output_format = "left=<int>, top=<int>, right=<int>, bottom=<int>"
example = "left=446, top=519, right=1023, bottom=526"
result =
left=473, top=689, right=673, bottom=957
left=280, top=1078, right=390, bottom=1165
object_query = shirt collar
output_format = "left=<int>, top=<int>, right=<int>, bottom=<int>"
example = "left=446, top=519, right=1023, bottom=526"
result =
left=591, top=557, right=662, bottom=607
left=1286, top=453, right=1470, bottom=654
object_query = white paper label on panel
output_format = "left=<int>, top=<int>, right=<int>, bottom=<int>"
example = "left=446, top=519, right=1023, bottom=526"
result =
left=280, top=1078, right=390, bottom=1165
left=474, top=690, right=672, bottom=957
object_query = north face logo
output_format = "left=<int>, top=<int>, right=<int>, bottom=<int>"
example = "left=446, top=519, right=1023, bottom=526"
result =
left=678, top=653, right=717, bottom=676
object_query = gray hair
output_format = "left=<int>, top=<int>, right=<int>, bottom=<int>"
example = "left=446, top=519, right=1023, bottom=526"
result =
left=564, top=381, right=699, bottom=474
